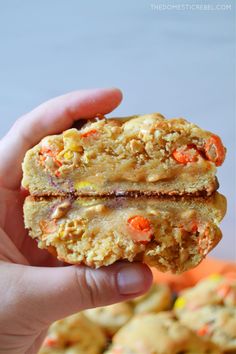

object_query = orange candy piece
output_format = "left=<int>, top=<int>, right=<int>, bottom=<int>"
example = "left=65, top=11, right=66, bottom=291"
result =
left=172, top=145, right=200, bottom=164
left=197, top=324, right=210, bottom=337
left=205, top=134, right=225, bottom=166
left=40, top=147, right=56, bottom=157
left=55, top=170, right=61, bottom=177
left=81, top=129, right=97, bottom=138
left=191, top=222, right=198, bottom=233
left=180, top=221, right=198, bottom=233
left=128, top=215, right=151, bottom=232
left=127, top=215, right=152, bottom=244
left=40, top=147, right=62, bottom=176
left=43, top=337, right=58, bottom=348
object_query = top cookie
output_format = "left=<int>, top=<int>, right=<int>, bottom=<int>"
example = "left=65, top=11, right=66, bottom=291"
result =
left=22, top=114, right=226, bottom=197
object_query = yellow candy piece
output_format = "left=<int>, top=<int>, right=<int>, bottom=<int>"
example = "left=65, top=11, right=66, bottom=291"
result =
left=74, top=181, right=97, bottom=191
left=58, top=230, right=65, bottom=239
left=64, top=140, right=82, bottom=152
left=208, top=273, right=223, bottom=282
left=69, top=142, right=82, bottom=152
left=64, top=150, right=74, bottom=160
left=174, top=296, right=186, bottom=310
left=63, top=128, right=79, bottom=139
left=63, top=129, right=83, bottom=152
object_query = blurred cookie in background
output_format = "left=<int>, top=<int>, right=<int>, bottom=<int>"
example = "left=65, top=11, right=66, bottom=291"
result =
left=174, top=274, right=236, bottom=316
left=105, top=312, right=220, bottom=354
left=131, top=283, right=172, bottom=314
left=38, top=312, right=106, bottom=354
left=84, top=302, right=133, bottom=337
left=177, top=305, right=236, bottom=352
left=84, top=283, right=173, bottom=337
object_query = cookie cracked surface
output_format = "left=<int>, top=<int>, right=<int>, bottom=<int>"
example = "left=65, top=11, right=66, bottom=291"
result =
left=24, top=193, right=226, bottom=272
left=22, top=114, right=225, bottom=197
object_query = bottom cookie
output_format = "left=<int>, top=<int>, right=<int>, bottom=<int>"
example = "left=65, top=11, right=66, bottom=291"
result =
left=24, top=193, right=226, bottom=273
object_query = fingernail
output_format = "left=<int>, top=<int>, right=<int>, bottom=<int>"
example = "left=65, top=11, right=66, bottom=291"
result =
left=117, top=264, right=149, bottom=295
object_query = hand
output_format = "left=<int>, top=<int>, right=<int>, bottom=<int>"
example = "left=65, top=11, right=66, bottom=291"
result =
left=0, top=88, right=152, bottom=354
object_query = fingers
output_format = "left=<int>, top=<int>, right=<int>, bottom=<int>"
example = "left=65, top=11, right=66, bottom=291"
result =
left=2, top=262, right=152, bottom=329
left=0, top=88, right=123, bottom=189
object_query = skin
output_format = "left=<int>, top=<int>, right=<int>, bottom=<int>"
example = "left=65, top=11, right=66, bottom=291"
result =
left=0, top=88, right=153, bottom=354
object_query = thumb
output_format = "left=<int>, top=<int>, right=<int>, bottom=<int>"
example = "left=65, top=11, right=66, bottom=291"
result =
left=3, top=262, right=152, bottom=326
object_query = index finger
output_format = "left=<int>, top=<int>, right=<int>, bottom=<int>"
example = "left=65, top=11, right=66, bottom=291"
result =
left=0, top=88, right=123, bottom=189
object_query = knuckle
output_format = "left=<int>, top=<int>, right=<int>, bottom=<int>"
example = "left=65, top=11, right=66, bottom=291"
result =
left=74, top=267, right=101, bottom=309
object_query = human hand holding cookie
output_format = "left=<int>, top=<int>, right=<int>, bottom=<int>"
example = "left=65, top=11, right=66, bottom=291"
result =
left=0, top=88, right=153, bottom=354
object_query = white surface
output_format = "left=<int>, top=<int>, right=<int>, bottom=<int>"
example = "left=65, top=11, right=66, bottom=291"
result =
left=0, top=0, right=235, bottom=260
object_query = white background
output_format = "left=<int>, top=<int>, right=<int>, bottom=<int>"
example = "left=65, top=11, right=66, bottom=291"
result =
left=0, top=0, right=235, bottom=260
